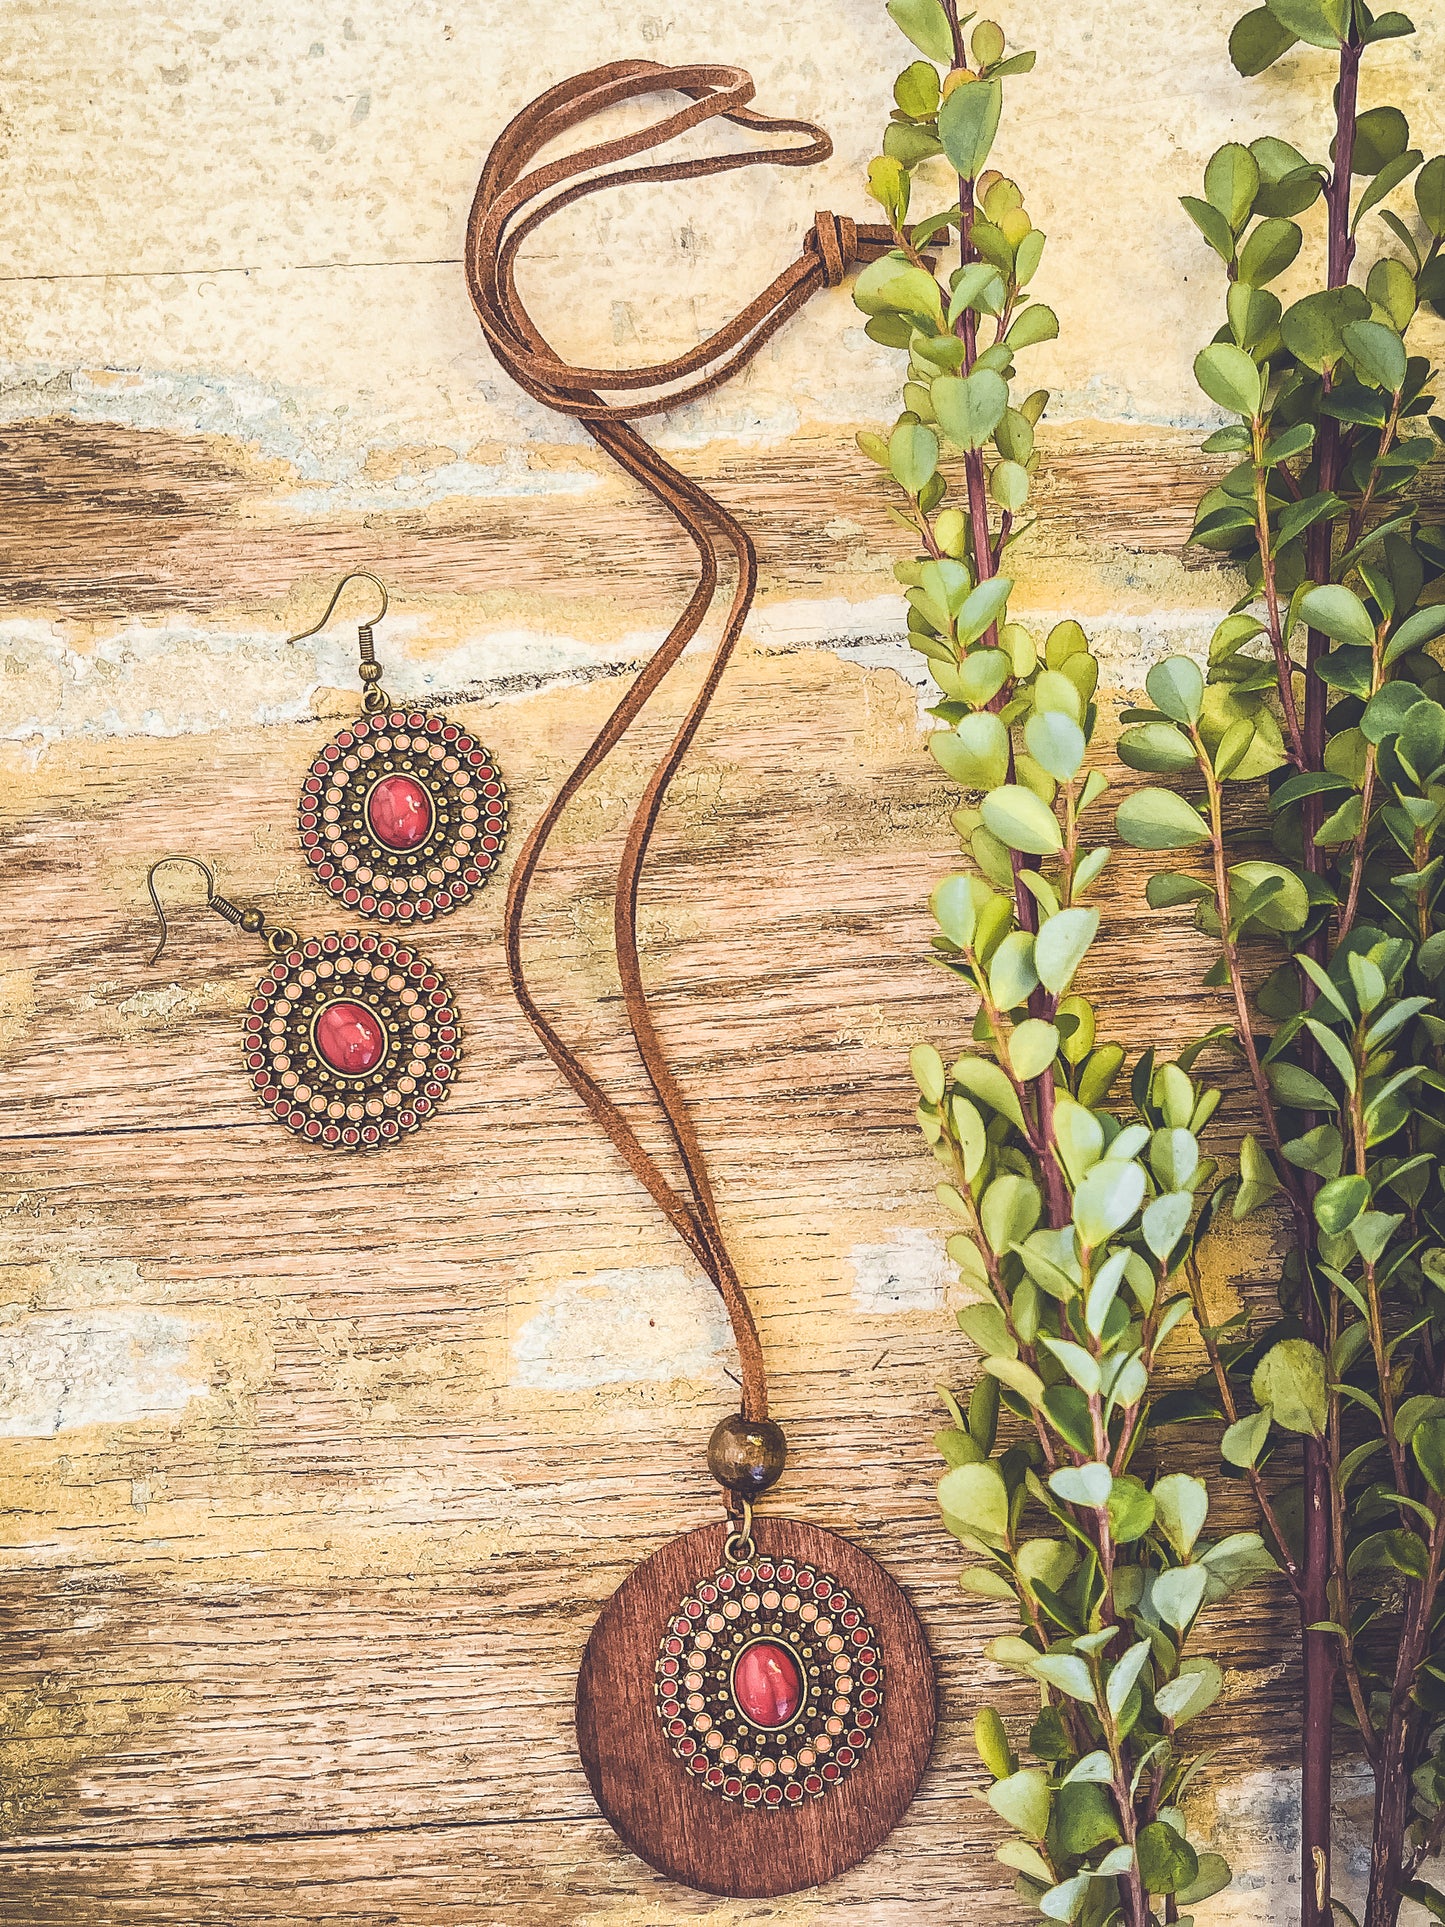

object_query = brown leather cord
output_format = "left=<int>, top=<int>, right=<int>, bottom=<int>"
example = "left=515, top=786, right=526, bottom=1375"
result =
left=466, top=61, right=894, bottom=1424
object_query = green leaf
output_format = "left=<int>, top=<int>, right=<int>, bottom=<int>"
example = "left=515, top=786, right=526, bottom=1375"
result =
left=1314, top=1173, right=1369, bottom=1235
left=1231, top=6, right=1298, bottom=71
left=1152, top=1565, right=1208, bottom=1636
left=1206, top=143, right=1261, bottom=229
left=1116, top=788, right=1210, bottom=850
left=1265, top=0, right=1348, bottom=47
left=982, top=785, right=1063, bottom=856
left=1141, top=1182, right=1190, bottom=1266
left=955, top=1055, right=1028, bottom=1131
left=986, top=1766, right=1052, bottom=1841
left=1194, top=342, right=1263, bottom=417
left=1238, top=216, right=1303, bottom=286
left=1024, top=710, right=1085, bottom=782
left=885, top=0, right=955, bottom=62
left=1342, top=319, right=1407, bottom=393
left=1011, top=1020, right=1060, bottom=1081
left=938, top=1460, right=1010, bottom=1543
left=1146, top=656, right=1206, bottom=725
left=930, top=872, right=980, bottom=948
left=1419, top=156, right=1445, bottom=237
left=910, top=1042, right=945, bottom=1103
left=1385, top=606, right=1445, bottom=666
left=1073, top=1160, right=1146, bottom=1247
left=1137, top=1820, right=1201, bottom=1896
left=1005, top=303, right=1059, bottom=352
left=1252, top=1338, right=1327, bottom=1436
left=974, top=1704, right=1013, bottom=1778
left=1035, top=908, right=1099, bottom=996
left=990, top=926, right=1040, bottom=1016
left=938, top=712, right=1012, bottom=790
left=1413, top=1417, right=1445, bottom=1497
left=933, top=368, right=1010, bottom=451
left=853, top=254, right=945, bottom=324
left=1353, top=105, right=1410, bottom=177
left=1181, top=194, right=1237, bottom=263
left=1050, top=1461, right=1113, bottom=1508
left=1106, top=1639, right=1153, bottom=1718
left=1153, top=1474, right=1209, bottom=1557
left=1119, top=721, right=1197, bottom=774
left=938, top=79, right=1003, bottom=180
left=889, top=421, right=939, bottom=495
left=894, top=59, right=941, bottom=117
left=1297, top=583, right=1375, bottom=650
left=982, top=1172, right=1042, bottom=1253
left=957, top=574, right=1014, bottom=643
left=1032, top=1652, right=1098, bottom=1704
left=1280, top=284, right=1371, bottom=371
left=1222, top=1408, right=1272, bottom=1468
left=1156, top=1659, right=1224, bottom=1729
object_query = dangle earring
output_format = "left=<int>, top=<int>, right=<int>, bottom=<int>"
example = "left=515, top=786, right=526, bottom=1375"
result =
left=286, top=572, right=508, bottom=925
left=147, top=855, right=463, bottom=1151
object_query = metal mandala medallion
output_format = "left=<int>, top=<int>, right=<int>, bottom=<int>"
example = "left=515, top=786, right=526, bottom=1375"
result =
left=298, top=710, right=508, bottom=923
left=653, top=1554, right=884, bottom=1808
left=242, top=929, right=461, bottom=1150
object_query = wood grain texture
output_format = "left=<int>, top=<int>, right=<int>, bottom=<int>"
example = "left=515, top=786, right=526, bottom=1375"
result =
left=0, top=624, right=1300, bottom=1925
left=575, top=1517, right=936, bottom=1897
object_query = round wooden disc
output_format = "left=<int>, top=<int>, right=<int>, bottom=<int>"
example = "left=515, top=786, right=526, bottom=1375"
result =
left=575, top=1515, right=937, bottom=1897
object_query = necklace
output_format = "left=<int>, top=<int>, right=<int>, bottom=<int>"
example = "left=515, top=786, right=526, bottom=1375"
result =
left=466, top=61, right=937, bottom=1898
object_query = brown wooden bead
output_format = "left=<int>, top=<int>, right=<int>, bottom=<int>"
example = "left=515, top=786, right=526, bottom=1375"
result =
left=706, top=1413, right=786, bottom=1495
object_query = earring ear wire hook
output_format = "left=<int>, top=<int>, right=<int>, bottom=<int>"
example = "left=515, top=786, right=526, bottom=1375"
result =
left=285, top=571, right=389, bottom=645
left=146, top=854, right=218, bottom=965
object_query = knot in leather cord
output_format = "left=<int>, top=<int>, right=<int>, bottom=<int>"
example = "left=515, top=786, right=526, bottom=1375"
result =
left=467, top=63, right=887, bottom=1424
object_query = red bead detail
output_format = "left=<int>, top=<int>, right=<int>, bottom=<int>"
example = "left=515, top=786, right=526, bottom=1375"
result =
left=859, top=1690, right=879, bottom=1708
left=426, top=717, right=443, bottom=734
left=706, top=1768, right=723, bottom=1786
left=311, top=761, right=329, bottom=777
left=724, top=1777, right=742, bottom=1797
left=717, top=1573, right=735, bottom=1592
left=822, top=1763, right=840, bottom=1782
left=397, top=902, right=414, bottom=918
left=860, top=1668, right=879, bottom=1686
left=732, top=1642, right=803, bottom=1726
left=360, top=896, right=377, bottom=913
left=322, top=1126, right=341, bottom=1143
left=678, top=1738, right=696, bottom=1758
left=361, top=1126, right=379, bottom=1144
left=322, top=935, right=339, bottom=952
left=342, top=1128, right=360, bottom=1145
left=743, top=1785, right=762, bottom=1804
left=689, top=1757, right=707, bottom=1776
left=378, top=901, right=395, bottom=918
left=314, top=1001, right=386, bottom=1074
left=804, top=1774, right=823, bottom=1793
left=343, top=887, right=360, bottom=906
left=764, top=1786, right=783, bottom=1804
left=443, top=725, right=459, bottom=740
left=784, top=1782, right=803, bottom=1801
left=367, top=772, right=433, bottom=851
left=836, top=1747, right=855, bottom=1767
left=856, top=1710, right=875, bottom=1728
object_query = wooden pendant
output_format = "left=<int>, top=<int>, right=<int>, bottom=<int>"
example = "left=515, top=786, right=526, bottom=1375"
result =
left=575, top=1515, right=936, bottom=1897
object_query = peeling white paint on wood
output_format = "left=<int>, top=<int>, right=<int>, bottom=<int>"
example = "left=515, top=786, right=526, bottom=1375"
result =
left=511, top=1266, right=734, bottom=1390
left=849, top=1228, right=951, bottom=1314
left=0, top=1308, right=207, bottom=1437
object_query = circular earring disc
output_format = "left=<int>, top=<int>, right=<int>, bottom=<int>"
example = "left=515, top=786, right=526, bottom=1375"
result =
left=298, top=709, right=507, bottom=922
left=242, top=928, right=461, bottom=1150
left=575, top=1515, right=936, bottom=1897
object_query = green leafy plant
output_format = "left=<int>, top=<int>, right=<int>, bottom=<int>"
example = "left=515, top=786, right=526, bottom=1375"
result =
left=863, top=5, right=1275, bottom=1920
left=1123, top=5, right=1445, bottom=1923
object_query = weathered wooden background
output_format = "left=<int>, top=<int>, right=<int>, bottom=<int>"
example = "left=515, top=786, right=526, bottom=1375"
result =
left=1, top=2, right=1442, bottom=1921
